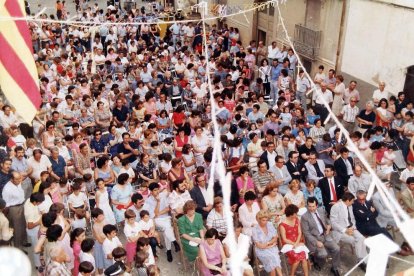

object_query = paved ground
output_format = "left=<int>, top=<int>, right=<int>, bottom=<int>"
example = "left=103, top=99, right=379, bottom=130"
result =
left=21, top=0, right=414, bottom=275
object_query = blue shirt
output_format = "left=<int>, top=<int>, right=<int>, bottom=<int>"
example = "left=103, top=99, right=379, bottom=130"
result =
left=271, top=64, right=282, bottom=81
left=90, top=137, right=109, bottom=153
left=49, top=156, right=66, bottom=178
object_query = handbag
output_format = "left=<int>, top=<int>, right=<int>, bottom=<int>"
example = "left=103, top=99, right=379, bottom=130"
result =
left=209, top=263, right=222, bottom=275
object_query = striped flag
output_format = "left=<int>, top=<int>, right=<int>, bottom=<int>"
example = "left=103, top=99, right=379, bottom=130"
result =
left=0, top=0, right=41, bottom=123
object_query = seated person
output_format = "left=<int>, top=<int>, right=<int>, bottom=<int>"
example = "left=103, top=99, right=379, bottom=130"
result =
left=177, top=200, right=205, bottom=262
left=352, top=189, right=393, bottom=240
left=223, top=221, right=253, bottom=276
left=199, top=228, right=228, bottom=276
left=279, top=204, right=309, bottom=276
left=252, top=210, right=283, bottom=276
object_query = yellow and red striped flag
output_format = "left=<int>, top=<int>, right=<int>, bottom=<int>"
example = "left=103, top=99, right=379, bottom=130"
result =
left=0, top=0, right=41, bottom=123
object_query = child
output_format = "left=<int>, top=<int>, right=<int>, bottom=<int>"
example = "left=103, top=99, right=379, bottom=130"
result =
left=102, top=224, right=122, bottom=269
left=148, top=141, right=162, bottom=167
left=68, top=182, right=90, bottom=219
left=123, top=209, right=141, bottom=267
left=92, top=208, right=107, bottom=275
left=59, top=177, right=70, bottom=203
left=33, top=171, right=50, bottom=193
left=137, top=210, right=163, bottom=258
left=83, top=173, right=96, bottom=209
left=158, top=173, right=170, bottom=194
left=25, top=137, right=37, bottom=158
left=135, top=251, right=149, bottom=276
left=50, top=178, right=62, bottom=203
left=159, top=153, right=172, bottom=174
left=138, top=182, right=150, bottom=200
left=70, top=228, right=86, bottom=276
left=148, top=265, right=161, bottom=276
left=96, top=178, right=116, bottom=225
left=119, top=159, right=136, bottom=184
left=72, top=209, right=87, bottom=230
left=160, top=138, right=174, bottom=156
left=79, top=261, right=95, bottom=276
left=280, top=105, right=292, bottom=128
left=136, top=237, right=155, bottom=266
left=112, top=247, right=129, bottom=272
left=80, top=238, right=96, bottom=274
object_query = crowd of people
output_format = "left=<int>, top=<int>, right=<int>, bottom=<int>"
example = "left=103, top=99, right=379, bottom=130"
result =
left=0, top=0, right=414, bottom=276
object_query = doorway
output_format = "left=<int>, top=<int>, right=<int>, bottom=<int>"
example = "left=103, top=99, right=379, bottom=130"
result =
left=257, top=30, right=266, bottom=45
left=404, top=65, right=414, bottom=103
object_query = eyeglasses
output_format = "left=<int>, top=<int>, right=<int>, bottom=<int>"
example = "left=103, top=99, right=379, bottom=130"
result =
left=95, top=133, right=101, bottom=136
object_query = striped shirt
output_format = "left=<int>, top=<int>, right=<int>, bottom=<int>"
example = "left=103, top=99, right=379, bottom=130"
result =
left=341, top=104, right=360, bottom=123
left=253, top=171, right=275, bottom=188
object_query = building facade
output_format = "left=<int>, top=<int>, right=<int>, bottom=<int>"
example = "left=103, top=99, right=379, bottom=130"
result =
left=225, top=0, right=414, bottom=100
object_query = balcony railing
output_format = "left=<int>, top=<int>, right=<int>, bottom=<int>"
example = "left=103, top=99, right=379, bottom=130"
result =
left=293, top=24, right=321, bottom=60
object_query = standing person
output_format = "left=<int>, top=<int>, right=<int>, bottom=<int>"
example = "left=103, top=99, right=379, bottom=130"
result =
left=340, top=96, right=359, bottom=132
left=0, top=158, right=13, bottom=197
left=0, top=198, right=13, bottom=245
left=333, top=147, right=355, bottom=187
left=2, top=172, right=30, bottom=250
left=24, top=192, right=45, bottom=272
left=332, top=75, right=345, bottom=116
left=11, top=146, right=33, bottom=200
left=95, top=178, right=116, bottom=225
left=56, top=0, right=63, bottom=20
left=295, top=69, right=310, bottom=112
left=111, top=173, right=134, bottom=223
left=301, top=197, right=340, bottom=276
left=258, top=59, right=271, bottom=95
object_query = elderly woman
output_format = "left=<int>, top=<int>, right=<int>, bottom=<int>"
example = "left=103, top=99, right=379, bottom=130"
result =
left=177, top=200, right=205, bottom=262
left=206, top=197, right=228, bottom=240
left=261, top=182, right=285, bottom=228
left=238, top=191, right=260, bottom=237
left=199, top=228, right=228, bottom=276
left=252, top=210, right=283, bottom=276
left=302, top=179, right=323, bottom=208
left=284, top=179, right=306, bottom=209
left=309, top=119, right=326, bottom=143
left=111, top=173, right=134, bottom=223
left=279, top=204, right=309, bottom=276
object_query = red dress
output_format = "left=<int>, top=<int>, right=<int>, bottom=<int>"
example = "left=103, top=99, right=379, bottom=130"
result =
left=280, top=218, right=307, bottom=264
left=175, top=135, right=189, bottom=158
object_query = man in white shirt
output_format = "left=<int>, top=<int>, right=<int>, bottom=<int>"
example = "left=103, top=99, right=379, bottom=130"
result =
left=2, top=172, right=29, bottom=249
left=24, top=192, right=44, bottom=270
left=267, top=41, right=280, bottom=62
left=348, top=165, right=371, bottom=196
left=340, top=96, right=360, bottom=131
left=28, top=149, right=52, bottom=182
left=145, top=183, right=180, bottom=262
left=0, top=105, right=19, bottom=129
left=372, top=82, right=389, bottom=106
left=167, top=179, right=192, bottom=216
left=400, top=162, right=414, bottom=186
left=313, top=83, right=333, bottom=124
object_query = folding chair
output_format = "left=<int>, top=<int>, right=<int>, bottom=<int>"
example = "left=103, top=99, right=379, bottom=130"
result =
left=172, top=217, right=189, bottom=271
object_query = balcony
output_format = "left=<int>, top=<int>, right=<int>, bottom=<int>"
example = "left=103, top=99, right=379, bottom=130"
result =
left=293, top=24, right=321, bottom=60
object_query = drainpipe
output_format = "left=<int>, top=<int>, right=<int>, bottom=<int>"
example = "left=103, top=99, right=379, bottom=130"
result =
left=335, top=0, right=347, bottom=72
